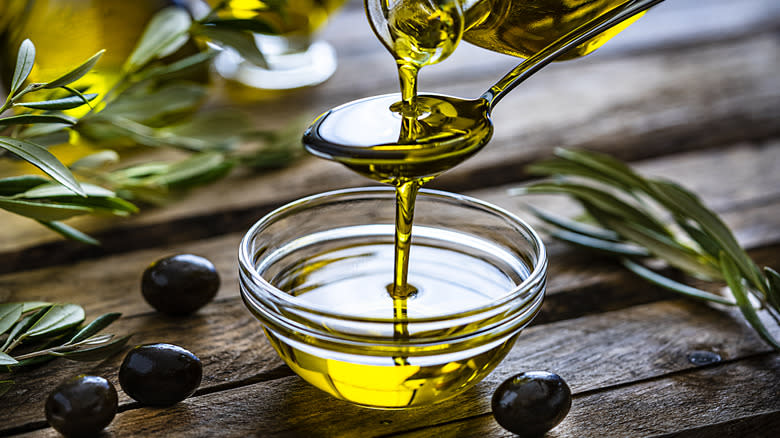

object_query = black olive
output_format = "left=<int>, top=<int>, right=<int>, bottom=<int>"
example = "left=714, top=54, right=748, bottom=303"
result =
left=45, top=375, right=118, bottom=437
left=142, top=254, right=220, bottom=315
left=491, top=371, right=572, bottom=437
left=119, top=343, right=202, bottom=406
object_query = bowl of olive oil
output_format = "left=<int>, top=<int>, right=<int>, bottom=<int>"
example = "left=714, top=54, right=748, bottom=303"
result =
left=239, top=187, right=546, bottom=408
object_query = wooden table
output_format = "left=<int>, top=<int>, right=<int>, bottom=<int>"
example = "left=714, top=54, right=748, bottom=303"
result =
left=2, top=0, right=779, bottom=436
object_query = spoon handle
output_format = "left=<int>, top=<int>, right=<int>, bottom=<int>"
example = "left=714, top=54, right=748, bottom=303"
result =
left=481, top=0, right=667, bottom=109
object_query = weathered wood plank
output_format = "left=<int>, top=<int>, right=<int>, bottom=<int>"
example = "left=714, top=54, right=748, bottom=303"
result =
left=2, top=143, right=778, bottom=316
left=10, top=300, right=778, bottom=437
left=388, top=355, right=780, bottom=438
left=2, top=242, right=778, bottom=435
left=0, top=299, right=288, bottom=434
left=1, top=28, right=777, bottom=260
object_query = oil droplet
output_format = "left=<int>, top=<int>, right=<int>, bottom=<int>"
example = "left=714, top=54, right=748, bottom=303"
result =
left=686, top=350, right=722, bottom=366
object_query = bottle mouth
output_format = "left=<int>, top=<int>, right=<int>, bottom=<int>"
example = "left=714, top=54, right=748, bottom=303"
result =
left=238, top=187, right=547, bottom=354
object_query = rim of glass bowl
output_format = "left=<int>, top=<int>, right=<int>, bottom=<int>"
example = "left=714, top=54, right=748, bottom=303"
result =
left=238, top=186, right=547, bottom=325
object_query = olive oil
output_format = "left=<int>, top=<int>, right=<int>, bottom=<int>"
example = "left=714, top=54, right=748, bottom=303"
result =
left=259, top=224, right=531, bottom=408
left=462, top=0, right=642, bottom=60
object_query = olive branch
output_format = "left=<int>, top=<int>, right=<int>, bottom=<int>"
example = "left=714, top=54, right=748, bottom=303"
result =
left=0, top=302, right=128, bottom=398
left=0, top=5, right=301, bottom=244
left=512, top=148, right=780, bottom=349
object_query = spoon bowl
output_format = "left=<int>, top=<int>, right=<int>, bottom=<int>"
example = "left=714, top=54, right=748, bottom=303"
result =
left=303, top=0, right=666, bottom=183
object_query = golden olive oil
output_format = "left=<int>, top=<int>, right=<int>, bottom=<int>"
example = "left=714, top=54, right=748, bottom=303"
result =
left=261, top=231, right=529, bottom=408
left=295, top=0, right=642, bottom=407
left=462, top=0, right=642, bottom=60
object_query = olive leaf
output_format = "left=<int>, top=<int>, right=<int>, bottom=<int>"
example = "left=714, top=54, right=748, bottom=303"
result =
left=721, top=253, right=780, bottom=350
left=23, top=304, right=85, bottom=340
left=621, top=258, right=733, bottom=305
left=0, top=175, right=49, bottom=196
left=1, top=306, right=51, bottom=351
left=517, top=148, right=780, bottom=350
left=0, top=304, right=24, bottom=335
left=765, top=267, right=780, bottom=310
left=0, top=352, right=19, bottom=366
left=69, top=150, right=120, bottom=171
left=43, top=50, right=105, bottom=89
left=67, top=313, right=122, bottom=344
left=194, top=25, right=268, bottom=67
left=38, top=221, right=100, bottom=246
left=16, top=93, right=98, bottom=110
left=0, top=197, right=94, bottom=222
left=0, top=114, right=77, bottom=126
left=0, top=137, right=85, bottom=197
left=9, top=39, right=35, bottom=97
left=124, top=7, right=192, bottom=72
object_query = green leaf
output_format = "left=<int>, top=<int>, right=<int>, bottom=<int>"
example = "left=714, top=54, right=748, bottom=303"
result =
left=555, top=148, right=651, bottom=192
left=0, top=197, right=93, bottom=221
left=0, top=114, right=77, bottom=126
left=0, top=304, right=23, bottom=336
left=9, top=39, right=35, bottom=97
left=148, top=152, right=232, bottom=188
left=69, top=150, right=120, bottom=170
left=520, top=201, right=621, bottom=241
left=38, top=221, right=100, bottom=245
left=16, top=93, right=98, bottom=110
left=521, top=181, right=670, bottom=237
left=21, top=302, right=52, bottom=312
left=24, top=304, right=85, bottom=340
left=43, top=50, right=105, bottom=89
left=0, top=137, right=85, bottom=197
left=0, top=352, right=18, bottom=366
left=201, top=17, right=277, bottom=34
left=764, top=267, right=780, bottom=311
left=1, top=306, right=51, bottom=351
left=603, top=218, right=723, bottom=279
left=124, top=7, right=192, bottom=72
left=20, top=182, right=116, bottom=199
left=649, top=180, right=766, bottom=293
left=53, top=334, right=132, bottom=362
left=675, top=218, right=722, bottom=259
left=161, top=110, right=250, bottom=143
left=549, top=228, right=650, bottom=257
left=621, top=258, right=734, bottom=305
left=0, top=175, right=49, bottom=196
left=0, top=380, right=13, bottom=398
left=134, top=50, right=217, bottom=83
left=96, top=83, right=206, bottom=124
left=18, top=122, right=72, bottom=140
left=68, top=313, right=121, bottom=344
left=195, top=25, right=268, bottom=67
left=721, top=253, right=780, bottom=350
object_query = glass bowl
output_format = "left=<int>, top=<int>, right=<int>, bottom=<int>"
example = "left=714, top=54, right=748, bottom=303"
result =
left=239, top=187, right=547, bottom=408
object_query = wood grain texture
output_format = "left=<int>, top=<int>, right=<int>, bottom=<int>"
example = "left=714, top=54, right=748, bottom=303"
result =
left=1, top=144, right=778, bottom=317
left=10, top=300, right=778, bottom=437
left=389, top=355, right=780, bottom=438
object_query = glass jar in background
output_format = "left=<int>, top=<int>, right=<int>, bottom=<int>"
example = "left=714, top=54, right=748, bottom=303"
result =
left=201, top=0, right=349, bottom=90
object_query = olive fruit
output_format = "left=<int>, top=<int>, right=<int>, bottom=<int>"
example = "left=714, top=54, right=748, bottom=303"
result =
left=45, top=375, right=118, bottom=437
left=119, top=343, right=202, bottom=406
left=491, top=371, right=572, bottom=437
left=142, top=254, right=220, bottom=315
